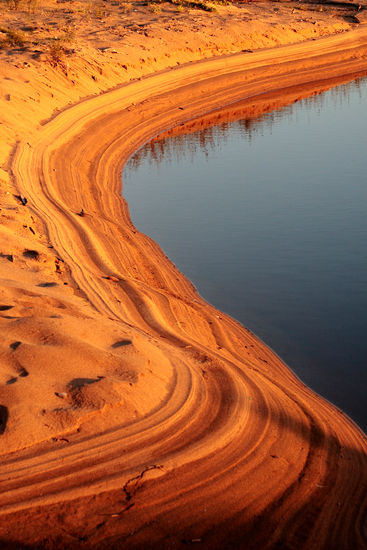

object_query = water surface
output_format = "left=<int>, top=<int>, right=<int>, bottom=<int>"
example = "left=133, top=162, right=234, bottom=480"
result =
left=124, top=79, right=367, bottom=432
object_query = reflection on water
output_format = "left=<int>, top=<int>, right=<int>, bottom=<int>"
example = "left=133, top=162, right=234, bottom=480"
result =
left=128, top=80, right=363, bottom=169
left=124, top=78, right=367, bottom=431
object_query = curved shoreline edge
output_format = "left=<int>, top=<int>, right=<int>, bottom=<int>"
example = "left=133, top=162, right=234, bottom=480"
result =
left=2, top=29, right=367, bottom=548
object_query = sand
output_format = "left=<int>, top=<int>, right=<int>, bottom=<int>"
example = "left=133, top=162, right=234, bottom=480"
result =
left=0, top=0, right=367, bottom=548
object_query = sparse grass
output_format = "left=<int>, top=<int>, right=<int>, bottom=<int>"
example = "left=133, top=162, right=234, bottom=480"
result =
left=62, top=27, right=76, bottom=45
left=46, top=40, right=68, bottom=68
left=4, top=0, right=22, bottom=10
left=150, top=0, right=217, bottom=12
left=94, top=5, right=106, bottom=19
left=119, top=1, right=133, bottom=13
left=81, top=0, right=109, bottom=19
left=0, top=27, right=26, bottom=48
left=27, top=0, right=38, bottom=13
left=0, top=0, right=232, bottom=64
left=1, top=0, right=38, bottom=13
left=149, top=2, right=162, bottom=13
left=90, top=0, right=112, bottom=19
left=143, top=0, right=216, bottom=11
left=2, top=0, right=39, bottom=10
left=172, top=0, right=216, bottom=12
left=45, top=28, right=76, bottom=68
left=118, top=0, right=133, bottom=14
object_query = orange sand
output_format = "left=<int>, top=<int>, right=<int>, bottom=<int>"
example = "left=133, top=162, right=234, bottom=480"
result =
left=0, top=1, right=367, bottom=548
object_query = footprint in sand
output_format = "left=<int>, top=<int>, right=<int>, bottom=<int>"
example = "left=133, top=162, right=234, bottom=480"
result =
left=17, top=367, right=29, bottom=378
left=68, top=378, right=101, bottom=390
left=14, top=194, right=27, bottom=206
left=0, top=253, right=13, bottom=262
left=7, top=342, right=29, bottom=380
left=9, top=341, right=21, bottom=351
left=111, top=339, right=133, bottom=349
left=23, top=249, right=40, bottom=260
left=5, top=367, right=29, bottom=386
left=0, top=406, right=8, bottom=435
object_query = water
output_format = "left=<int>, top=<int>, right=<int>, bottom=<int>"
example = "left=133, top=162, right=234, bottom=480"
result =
left=124, top=79, right=367, bottom=432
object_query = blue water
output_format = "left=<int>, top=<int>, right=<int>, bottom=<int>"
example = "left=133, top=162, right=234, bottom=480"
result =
left=124, top=79, right=367, bottom=432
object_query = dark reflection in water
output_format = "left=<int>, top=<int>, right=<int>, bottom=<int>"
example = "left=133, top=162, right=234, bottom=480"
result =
left=124, top=79, right=367, bottom=432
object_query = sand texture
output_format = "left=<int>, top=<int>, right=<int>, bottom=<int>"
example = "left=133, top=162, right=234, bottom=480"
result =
left=1, top=1, right=367, bottom=548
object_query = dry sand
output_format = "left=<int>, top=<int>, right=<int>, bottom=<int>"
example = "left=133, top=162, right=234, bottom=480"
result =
left=0, top=0, right=367, bottom=548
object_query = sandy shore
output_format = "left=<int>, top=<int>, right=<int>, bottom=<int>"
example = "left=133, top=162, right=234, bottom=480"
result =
left=1, top=1, right=367, bottom=547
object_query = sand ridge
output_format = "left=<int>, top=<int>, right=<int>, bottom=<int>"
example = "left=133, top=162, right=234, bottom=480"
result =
left=1, top=2, right=367, bottom=548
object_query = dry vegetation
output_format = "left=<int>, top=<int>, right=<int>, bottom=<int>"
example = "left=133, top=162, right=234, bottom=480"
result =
left=0, top=0, right=225, bottom=68
left=0, top=0, right=363, bottom=69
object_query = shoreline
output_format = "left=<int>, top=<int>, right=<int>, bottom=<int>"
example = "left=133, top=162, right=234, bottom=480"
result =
left=1, top=13, right=367, bottom=549
left=128, top=71, right=367, bottom=434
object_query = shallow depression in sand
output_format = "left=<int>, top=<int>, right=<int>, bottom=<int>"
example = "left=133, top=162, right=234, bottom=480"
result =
left=124, top=78, right=367, bottom=431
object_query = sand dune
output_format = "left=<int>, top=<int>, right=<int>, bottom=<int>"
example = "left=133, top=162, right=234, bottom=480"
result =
left=0, top=18, right=367, bottom=550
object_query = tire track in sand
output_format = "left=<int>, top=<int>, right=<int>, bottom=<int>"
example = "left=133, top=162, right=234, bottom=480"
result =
left=2, top=28, right=367, bottom=549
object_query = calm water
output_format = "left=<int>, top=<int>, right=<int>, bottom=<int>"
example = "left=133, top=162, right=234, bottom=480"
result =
left=124, top=79, right=367, bottom=432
